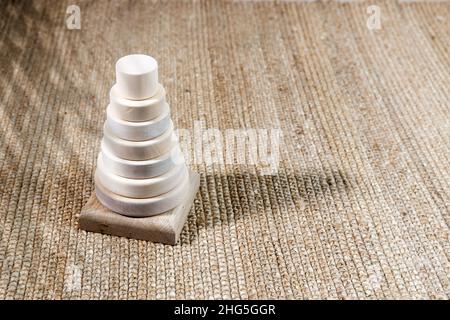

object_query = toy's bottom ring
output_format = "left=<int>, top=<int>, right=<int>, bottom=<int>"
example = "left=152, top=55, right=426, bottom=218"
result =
left=94, top=172, right=189, bottom=217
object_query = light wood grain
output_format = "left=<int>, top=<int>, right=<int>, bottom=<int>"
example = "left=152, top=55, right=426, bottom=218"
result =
left=79, top=171, right=199, bottom=245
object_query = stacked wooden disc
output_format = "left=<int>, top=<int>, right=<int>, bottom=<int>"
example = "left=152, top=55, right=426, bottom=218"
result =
left=94, top=54, right=189, bottom=217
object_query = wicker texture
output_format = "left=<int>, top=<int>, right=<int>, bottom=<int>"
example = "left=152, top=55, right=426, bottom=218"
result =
left=0, top=0, right=449, bottom=299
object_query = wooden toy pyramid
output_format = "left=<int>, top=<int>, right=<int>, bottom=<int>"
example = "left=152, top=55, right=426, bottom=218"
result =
left=79, top=54, right=199, bottom=245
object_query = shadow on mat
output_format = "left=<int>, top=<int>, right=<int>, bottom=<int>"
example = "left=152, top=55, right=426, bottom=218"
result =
left=180, top=169, right=354, bottom=245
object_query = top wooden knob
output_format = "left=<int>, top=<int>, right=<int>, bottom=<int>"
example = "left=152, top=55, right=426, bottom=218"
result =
left=115, top=54, right=159, bottom=100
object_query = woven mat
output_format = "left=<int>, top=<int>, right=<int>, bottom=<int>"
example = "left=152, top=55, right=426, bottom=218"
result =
left=0, top=0, right=449, bottom=299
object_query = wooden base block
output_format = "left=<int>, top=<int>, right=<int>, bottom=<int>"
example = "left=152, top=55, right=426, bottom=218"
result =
left=79, top=171, right=199, bottom=245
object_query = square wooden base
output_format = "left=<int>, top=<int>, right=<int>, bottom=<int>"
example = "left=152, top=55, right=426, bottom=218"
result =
left=79, top=171, right=199, bottom=245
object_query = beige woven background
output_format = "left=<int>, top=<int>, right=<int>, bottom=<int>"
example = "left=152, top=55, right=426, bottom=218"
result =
left=0, top=0, right=449, bottom=299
